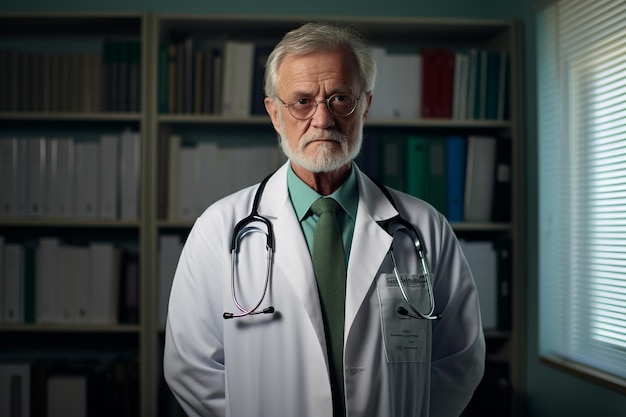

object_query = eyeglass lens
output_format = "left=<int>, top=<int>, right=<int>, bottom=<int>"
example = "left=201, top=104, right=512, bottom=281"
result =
left=286, top=95, right=357, bottom=119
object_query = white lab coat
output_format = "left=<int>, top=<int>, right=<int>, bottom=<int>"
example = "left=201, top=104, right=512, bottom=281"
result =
left=164, top=162, right=485, bottom=417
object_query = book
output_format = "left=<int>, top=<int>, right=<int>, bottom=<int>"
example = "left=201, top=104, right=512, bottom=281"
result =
left=90, top=242, right=120, bottom=324
left=464, top=135, right=497, bottom=222
left=74, top=140, right=99, bottom=218
left=428, top=137, right=447, bottom=214
left=117, top=42, right=129, bottom=112
left=0, top=363, right=31, bottom=417
left=445, top=136, right=467, bottom=222
left=72, top=246, right=91, bottom=323
left=167, top=134, right=182, bottom=220
left=405, top=136, right=429, bottom=200
left=211, top=52, right=223, bottom=115
left=251, top=45, right=273, bottom=115
left=87, top=53, right=103, bottom=112
left=7, top=51, right=20, bottom=111
left=52, top=137, right=75, bottom=217
left=182, top=37, right=194, bottom=114
left=15, top=139, right=28, bottom=216
left=495, top=236, right=513, bottom=331
left=380, top=136, right=406, bottom=191
left=0, top=137, right=18, bottom=217
left=25, top=137, right=47, bottom=217
left=435, top=48, right=454, bottom=118
left=466, top=49, right=479, bottom=120
left=22, top=245, right=36, bottom=324
left=476, top=50, right=488, bottom=119
left=194, top=48, right=203, bottom=114
left=167, top=42, right=177, bottom=114
left=368, top=47, right=391, bottom=120
left=498, top=51, right=510, bottom=121
left=102, top=41, right=115, bottom=112
left=0, top=50, right=10, bottom=111
left=119, top=130, right=141, bottom=220
left=56, top=245, right=77, bottom=323
left=36, top=237, right=60, bottom=323
left=453, top=52, right=470, bottom=120
left=158, top=235, right=183, bottom=326
left=388, top=53, right=420, bottom=119
left=3, top=243, right=24, bottom=323
left=118, top=251, right=139, bottom=324
left=196, top=141, right=220, bottom=214
left=354, top=133, right=381, bottom=181
left=42, top=137, right=57, bottom=217
left=221, top=41, right=254, bottom=117
left=128, top=41, right=141, bottom=112
left=99, top=134, right=119, bottom=219
left=459, top=240, right=498, bottom=330
left=177, top=145, right=197, bottom=220
left=491, top=137, right=512, bottom=222
left=158, top=43, right=169, bottom=113
left=420, top=48, right=437, bottom=118
left=201, top=47, right=216, bottom=114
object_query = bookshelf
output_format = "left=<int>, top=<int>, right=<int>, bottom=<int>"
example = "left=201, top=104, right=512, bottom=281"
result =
left=0, top=11, right=150, bottom=417
left=0, top=13, right=524, bottom=417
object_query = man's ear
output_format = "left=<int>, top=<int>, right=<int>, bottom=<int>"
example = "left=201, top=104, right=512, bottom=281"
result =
left=362, top=92, right=373, bottom=122
left=265, top=97, right=282, bottom=133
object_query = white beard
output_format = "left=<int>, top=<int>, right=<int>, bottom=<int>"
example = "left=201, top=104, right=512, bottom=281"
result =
left=276, top=112, right=363, bottom=173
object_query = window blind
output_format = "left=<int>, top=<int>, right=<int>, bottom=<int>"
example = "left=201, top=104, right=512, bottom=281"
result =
left=538, top=0, right=626, bottom=380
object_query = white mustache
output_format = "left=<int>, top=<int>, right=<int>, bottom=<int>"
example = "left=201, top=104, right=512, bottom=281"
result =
left=300, top=130, right=348, bottom=147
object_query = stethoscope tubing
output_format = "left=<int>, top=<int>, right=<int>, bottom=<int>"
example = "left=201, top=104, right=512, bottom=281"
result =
left=223, top=171, right=440, bottom=320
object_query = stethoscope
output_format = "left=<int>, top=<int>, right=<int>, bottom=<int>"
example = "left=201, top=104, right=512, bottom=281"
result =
left=223, top=172, right=441, bottom=320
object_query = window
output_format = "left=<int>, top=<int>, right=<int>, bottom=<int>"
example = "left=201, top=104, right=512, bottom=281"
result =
left=537, top=0, right=626, bottom=388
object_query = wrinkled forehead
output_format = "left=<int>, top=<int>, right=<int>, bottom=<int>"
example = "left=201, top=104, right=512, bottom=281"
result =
left=276, top=49, right=362, bottom=95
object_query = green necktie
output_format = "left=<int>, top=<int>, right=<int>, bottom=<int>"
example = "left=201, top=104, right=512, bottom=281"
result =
left=310, top=197, right=347, bottom=417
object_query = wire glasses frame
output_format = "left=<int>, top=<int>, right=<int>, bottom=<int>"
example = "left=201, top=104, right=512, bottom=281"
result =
left=276, top=94, right=360, bottom=120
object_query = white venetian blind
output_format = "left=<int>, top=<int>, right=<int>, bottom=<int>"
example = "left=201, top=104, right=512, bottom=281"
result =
left=538, top=0, right=626, bottom=380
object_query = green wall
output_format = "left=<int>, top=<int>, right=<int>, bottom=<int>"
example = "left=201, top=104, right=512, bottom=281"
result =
left=2, top=0, right=626, bottom=415
left=0, top=0, right=529, bottom=19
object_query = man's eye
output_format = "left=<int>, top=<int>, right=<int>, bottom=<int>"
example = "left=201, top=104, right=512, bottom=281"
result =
left=295, top=98, right=312, bottom=106
left=331, top=95, right=349, bottom=103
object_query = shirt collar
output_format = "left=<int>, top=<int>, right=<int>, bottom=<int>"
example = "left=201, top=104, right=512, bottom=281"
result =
left=287, top=163, right=359, bottom=221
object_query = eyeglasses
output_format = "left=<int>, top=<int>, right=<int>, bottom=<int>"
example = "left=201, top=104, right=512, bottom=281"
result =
left=276, top=94, right=360, bottom=120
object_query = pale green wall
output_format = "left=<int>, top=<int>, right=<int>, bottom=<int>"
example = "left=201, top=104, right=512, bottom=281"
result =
left=2, top=1, right=626, bottom=415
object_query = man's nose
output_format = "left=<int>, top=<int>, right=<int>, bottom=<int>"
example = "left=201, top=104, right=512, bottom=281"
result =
left=310, top=100, right=336, bottom=129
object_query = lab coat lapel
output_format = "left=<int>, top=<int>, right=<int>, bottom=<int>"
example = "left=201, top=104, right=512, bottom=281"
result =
left=257, top=164, right=327, bottom=343
left=344, top=168, right=397, bottom=329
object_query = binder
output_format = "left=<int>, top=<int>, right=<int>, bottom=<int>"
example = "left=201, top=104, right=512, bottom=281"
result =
left=460, top=240, right=498, bottom=330
left=446, top=136, right=467, bottom=222
left=464, top=135, right=497, bottom=222
left=491, top=137, right=512, bottom=222
left=405, top=136, right=429, bottom=200
left=0, top=363, right=31, bottom=417
left=428, top=137, right=447, bottom=214
left=380, top=137, right=406, bottom=191
left=74, top=141, right=99, bottom=218
left=495, top=236, right=513, bottom=331
left=99, top=134, right=119, bottom=219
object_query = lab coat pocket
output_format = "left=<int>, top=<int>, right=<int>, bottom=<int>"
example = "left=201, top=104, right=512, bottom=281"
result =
left=377, top=280, right=427, bottom=363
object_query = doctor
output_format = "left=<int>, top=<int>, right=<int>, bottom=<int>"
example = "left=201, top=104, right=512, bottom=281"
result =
left=164, top=22, right=485, bottom=417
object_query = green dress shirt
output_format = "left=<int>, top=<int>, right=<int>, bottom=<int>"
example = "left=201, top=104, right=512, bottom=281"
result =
left=287, top=164, right=359, bottom=267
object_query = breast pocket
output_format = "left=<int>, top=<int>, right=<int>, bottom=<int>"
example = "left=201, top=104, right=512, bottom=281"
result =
left=377, top=275, right=428, bottom=363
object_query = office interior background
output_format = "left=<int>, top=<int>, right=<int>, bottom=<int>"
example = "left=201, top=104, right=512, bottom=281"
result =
left=1, top=0, right=625, bottom=416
